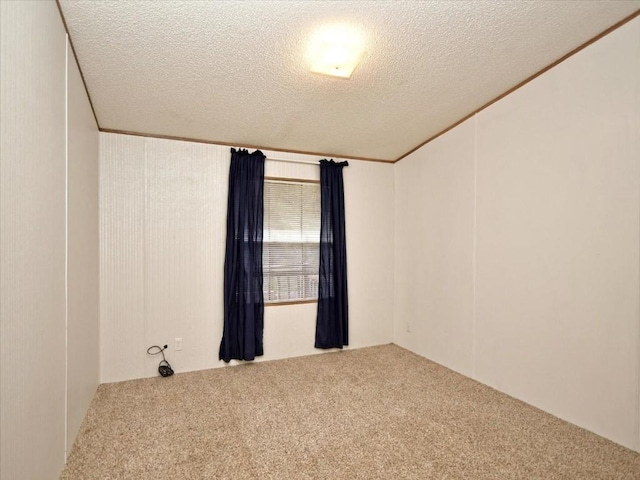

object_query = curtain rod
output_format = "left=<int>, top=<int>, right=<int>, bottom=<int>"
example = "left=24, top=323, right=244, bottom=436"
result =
left=266, top=156, right=320, bottom=165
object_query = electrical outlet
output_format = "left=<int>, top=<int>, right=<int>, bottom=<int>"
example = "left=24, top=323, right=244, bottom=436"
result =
left=406, top=322, right=412, bottom=333
left=175, top=337, right=183, bottom=351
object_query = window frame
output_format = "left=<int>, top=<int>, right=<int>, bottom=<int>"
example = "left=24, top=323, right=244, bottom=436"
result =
left=263, top=176, right=320, bottom=307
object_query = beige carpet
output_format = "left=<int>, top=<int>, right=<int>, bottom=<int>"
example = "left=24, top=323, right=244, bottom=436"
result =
left=60, top=344, right=640, bottom=479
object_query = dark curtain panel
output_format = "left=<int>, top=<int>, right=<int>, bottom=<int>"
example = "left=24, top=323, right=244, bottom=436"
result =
left=315, top=159, right=349, bottom=349
left=219, top=148, right=266, bottom=362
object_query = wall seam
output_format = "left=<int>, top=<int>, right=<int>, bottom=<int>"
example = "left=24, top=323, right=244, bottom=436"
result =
left=143, top=138, right=148, bottom=376
left=63, top=32, right=69, bottom=462
left=472, top=113, right=478, bottom=379
left=392, top=151, right=396, bottom=344
left=636, top=37, right=640, bottom=451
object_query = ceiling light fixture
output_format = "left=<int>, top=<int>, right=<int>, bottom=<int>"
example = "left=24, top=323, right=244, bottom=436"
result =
left=307, top=24, right=365, bottom=79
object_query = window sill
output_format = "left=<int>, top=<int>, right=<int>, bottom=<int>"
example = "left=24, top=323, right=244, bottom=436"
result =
left=265, top=299, right=318, bottom=307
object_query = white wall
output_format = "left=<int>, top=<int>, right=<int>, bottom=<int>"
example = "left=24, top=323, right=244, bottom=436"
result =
left=0, top=2, right=67, bottom=478
left=66, top=41, right=100, bottom=452
left=394, top=17, right=640, bottom=451
left=100, top=134, right=394, bottom=383
left=394, top=118, right=476, bottom=378
left=0, top=2, right=100, bottom=478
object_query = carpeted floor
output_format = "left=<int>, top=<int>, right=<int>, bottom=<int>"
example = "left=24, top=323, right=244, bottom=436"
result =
left=60, top=344, right=640, bottom=479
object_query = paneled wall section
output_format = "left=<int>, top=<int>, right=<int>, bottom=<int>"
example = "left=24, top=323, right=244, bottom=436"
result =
left=100, top=136, right=395, bottom=383
left=0, top=2, right=100, bottom=478
left=394, top=17, right=640, bottom=451
left=66, top=41, right=100, bottom=452
left=1, top=2, right=67, bottom=478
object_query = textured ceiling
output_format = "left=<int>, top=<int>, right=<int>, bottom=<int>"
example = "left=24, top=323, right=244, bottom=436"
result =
left=59, top=1, right=639, bottom=162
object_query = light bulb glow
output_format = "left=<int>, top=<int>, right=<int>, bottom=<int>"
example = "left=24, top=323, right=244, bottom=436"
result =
left=307, top=24, right=365, bottom=79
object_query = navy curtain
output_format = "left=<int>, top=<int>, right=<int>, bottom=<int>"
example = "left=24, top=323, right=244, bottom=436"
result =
left=315, top=159, right=349, bottom=349
left=219, top=148, right=266, bottom=362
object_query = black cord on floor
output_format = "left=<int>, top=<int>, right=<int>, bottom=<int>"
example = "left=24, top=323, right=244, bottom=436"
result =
left=147, top=345, right=174, bottom=377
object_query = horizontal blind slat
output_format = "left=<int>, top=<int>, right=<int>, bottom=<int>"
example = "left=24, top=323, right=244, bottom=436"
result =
left=263, top=180, right=320, bottom=302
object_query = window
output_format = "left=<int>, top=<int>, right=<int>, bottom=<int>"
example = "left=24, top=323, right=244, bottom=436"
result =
left=263, top=178, right=320, bottom=304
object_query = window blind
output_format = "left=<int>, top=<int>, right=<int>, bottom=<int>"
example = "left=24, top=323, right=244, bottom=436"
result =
left=263, top=179, right=320, bottom=303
